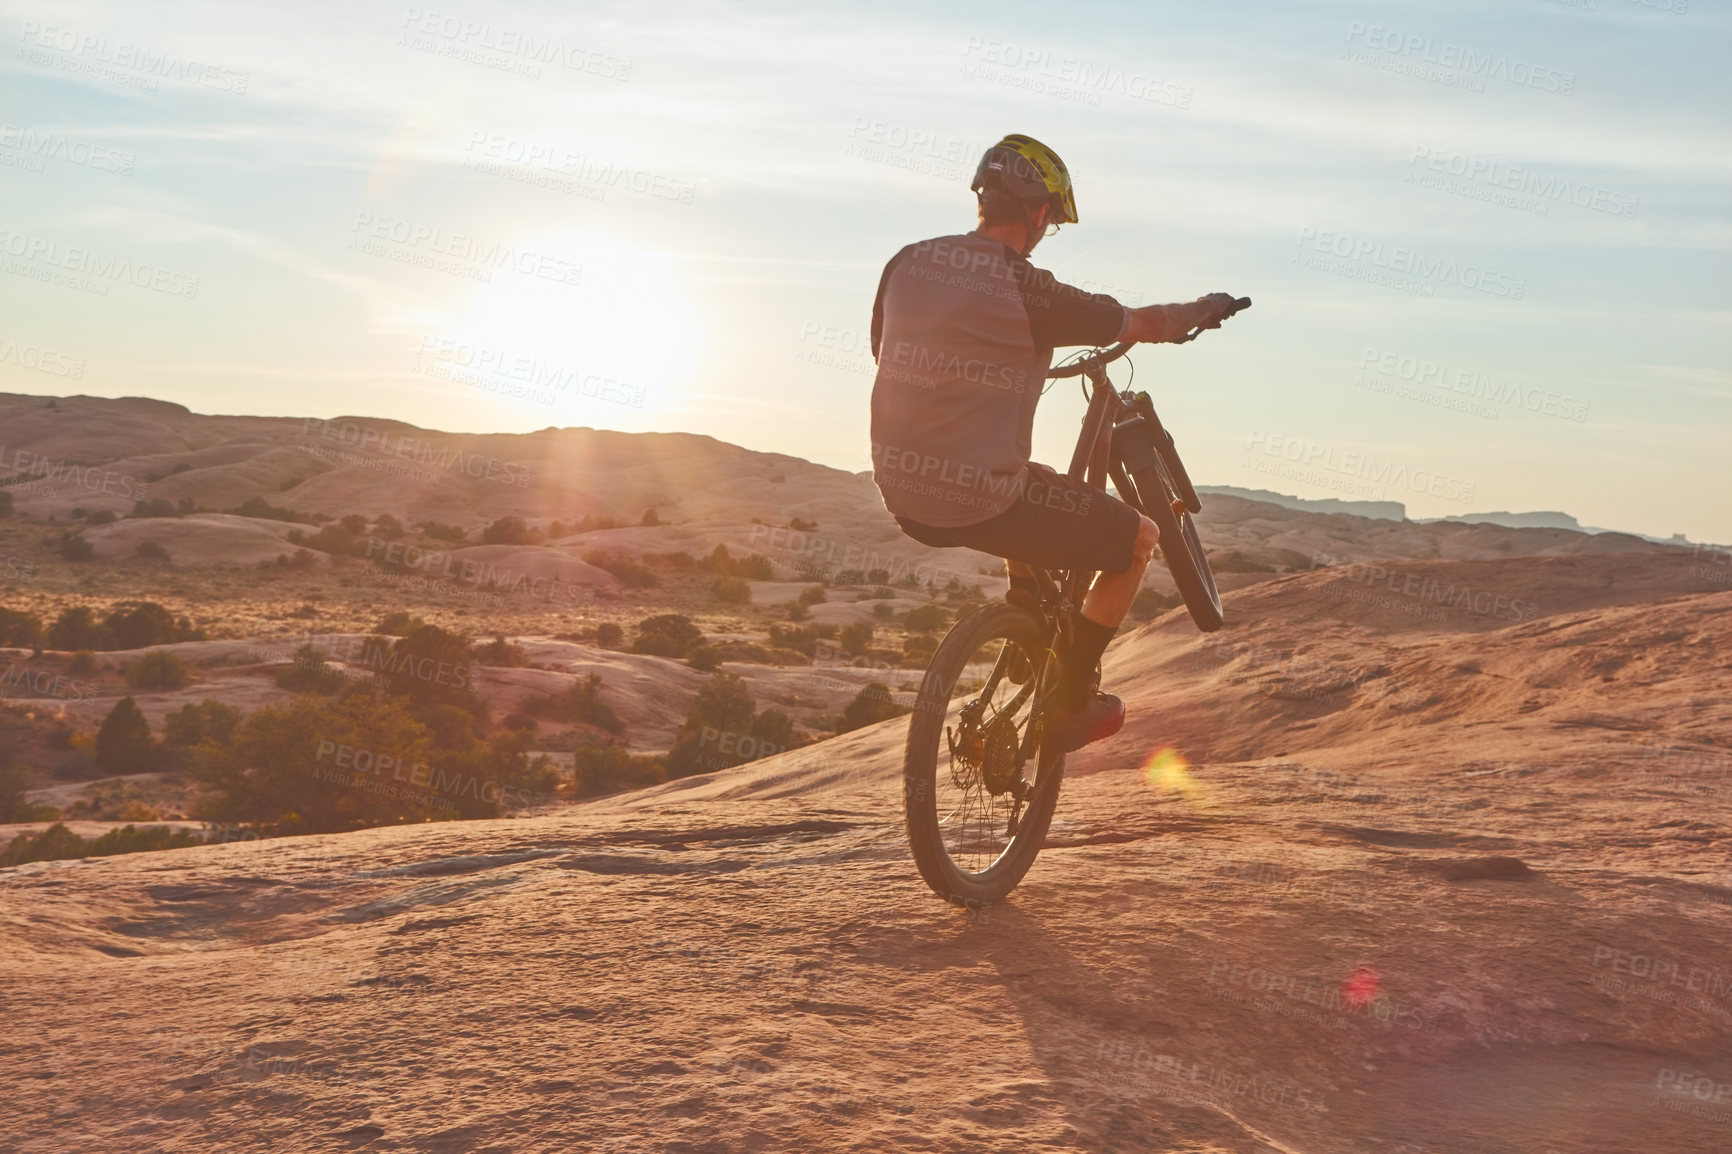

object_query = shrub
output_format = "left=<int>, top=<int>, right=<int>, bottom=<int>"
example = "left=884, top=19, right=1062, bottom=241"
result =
left=482, top=516, right=537, bottom=545
left=232, top=496, right=308, bottom=523
left=840, top=623, right=874, bottom=656
left=0, top=753, right=29, bottom=823
left=1130, top=588, right=1183, bottom=619
left=368, top=625, right=479, bottom=713
left=420, top=521, right=466, bottom=542
left=135, top=539, right=170, bottom=561
left=631, top=614, right=703, bottom=658
left=0, top=608, right=41, bottom=647
left=68, top=650, right=97, bottom=675
left=687, top=645, right=721, bottom=672
left=0, top=491, right=10, bottom=518
left=584, top=551, right=658, bottom=588
left=57, top=535, right=95, bottom=562
left=105, top=601, right=200, bottom=649
left=662, top=672, right=780, bottom=777
left=838, top=683, right=911, bottom=733
left=798, top=585, right=826, bottom=605
left=570, top=745, right=666, bottom=798
left=86, top=510, right=118, bottom=526
left=872, top=602, right=893, bottom=619
left=594, top=622, right=624, bottom=649
left=164, top=700, right=242, bottom=747
left=274, top=646, right=347, bottom=694
left=785, top=601, right=809, bottom=622
left=127, top=650, right=191, bottom=691
left=523, top=672, right=623, bottom=733
left=704, top=544, right=774, bottom=580
left=474, top=635, right=530, bottom=667
left=902, top=633, right=937, bottom=661
left=903, top=604, right=949, bottom=633
left=373, top=513, right=403, bottom=538
left=641, top=508, right=662, bottom=526
left=765, top=623, right=837, bottom=657
left=339, top=514, right=368, bottom=535
left=95, top=697, right=157, bottom=775
left=48, top=607, right=106, bottom=650
left=711, top=576, right=751, bottom=604
left=0, top=822, right=89, bottom=867
left=376, top=611, right=426, bottom=637
left=867, top=569, right=890, bottom=585
left=790, top=517, right=818, bottom=532
left=502, top=712, right=537, bottom=732
left=130, top=498, right=178, bottom=519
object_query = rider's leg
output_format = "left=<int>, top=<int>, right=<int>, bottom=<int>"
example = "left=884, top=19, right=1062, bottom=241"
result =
left=1059, top=514, right=1159, bottom=708
left=1005, top=559, right=1040, bottom=607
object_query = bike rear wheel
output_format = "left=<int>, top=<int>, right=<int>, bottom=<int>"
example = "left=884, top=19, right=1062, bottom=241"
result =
left=903, top=603, right=1065, bottom=907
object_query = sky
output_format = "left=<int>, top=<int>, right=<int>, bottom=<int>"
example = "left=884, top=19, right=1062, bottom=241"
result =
left=1, top=0, right=1727, bottom=542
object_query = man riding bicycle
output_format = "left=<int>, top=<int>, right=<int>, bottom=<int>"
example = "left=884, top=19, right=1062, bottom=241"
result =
left=868, top=133, right=1244, bottom=753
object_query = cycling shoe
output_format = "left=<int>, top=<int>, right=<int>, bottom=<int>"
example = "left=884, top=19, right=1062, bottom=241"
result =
left=1043, top=692, right=1125, bottom=753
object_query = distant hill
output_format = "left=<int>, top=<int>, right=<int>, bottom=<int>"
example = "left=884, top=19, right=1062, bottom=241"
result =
left=1196, top=485, right=1407, bottom=522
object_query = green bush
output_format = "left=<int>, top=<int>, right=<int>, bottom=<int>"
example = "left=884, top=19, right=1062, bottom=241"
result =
left=0, top=608, right=42, bottom=647
left=704, top=544, right=774, bottom=580
left=798, top=585, right=827, bottom=605
left=594, top=622, right=623, bottom=649
left=473, top=635, right=530, bottom=667
left=127, top=650, right=191, bottom=691
left=135, top=539, right=170, bottom=561
left=164, top=700, right=242, bottom=747
left=687, top=645, right=721, bottom=672
left=839, top=683, right=911, bottom=733
left=421, top=521, right=466, bottom=542
left=522, top=672, right=623, bottom=733
left=274, top=646, right=348, bottom=694
left=482, top=516, right=537, bottom=545
left=631, top=614, right=702, bottom=658
left=585, top=551, right=658, bottom=588
left=376, top=611, right=426, bottom=637
left=840, top=623, right=873, bottom=656
left=711, top=576, right=751, bottom=604
left=903, top=604, right=949, bottom=632
left=57, top=535, right=94, bottom=562
left=570, top=744, right=666, bottom=797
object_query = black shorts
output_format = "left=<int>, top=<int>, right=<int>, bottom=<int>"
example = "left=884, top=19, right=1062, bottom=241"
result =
left=895, top=463, right=1141, bottom=573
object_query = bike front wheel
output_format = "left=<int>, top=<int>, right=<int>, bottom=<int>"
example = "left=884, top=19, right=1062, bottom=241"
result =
left=903, top=603, right=1066, bottom=907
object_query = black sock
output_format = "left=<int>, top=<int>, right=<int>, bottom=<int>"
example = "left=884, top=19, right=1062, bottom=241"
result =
left=1061, top=613, right=1117, bottom=709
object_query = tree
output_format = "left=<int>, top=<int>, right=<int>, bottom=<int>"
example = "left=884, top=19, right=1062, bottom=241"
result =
left=96, top=697, right=157, bottom=775
left=373, top=513, right=404, bottom=539
left=661, top=672, right=800, bottom=778
left=0, top=491, right=12, bottom=518
left=340, top=514, right=369, bottom=535
left=0, top=751, right=30, bottom=823
left=594, top=622, right=623, bottom=649
left=57, top=535, right=95, bottom=562
left=711, top=577, right=751, bottom=604
left=369, top=625, right=480, bottom=713
left=48, top=606, right=108, bottom=651
left=903, top=604, right=948, bottom=633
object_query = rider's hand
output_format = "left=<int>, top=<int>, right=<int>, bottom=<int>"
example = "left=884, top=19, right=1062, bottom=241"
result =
left=1192, top=293, right=1239, bottom=330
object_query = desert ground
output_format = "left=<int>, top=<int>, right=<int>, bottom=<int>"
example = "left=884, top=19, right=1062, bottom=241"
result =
left=2, top=395, right=1730, bottom=1152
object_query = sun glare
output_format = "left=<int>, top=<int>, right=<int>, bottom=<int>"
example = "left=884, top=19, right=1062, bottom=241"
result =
left=1143, top=747, right=1207, bottom=805
left=434, top=233, right=697, bottom=424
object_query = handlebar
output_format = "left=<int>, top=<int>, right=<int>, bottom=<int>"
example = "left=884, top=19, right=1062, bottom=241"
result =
left=1047, top=296, right=1251, bottom=379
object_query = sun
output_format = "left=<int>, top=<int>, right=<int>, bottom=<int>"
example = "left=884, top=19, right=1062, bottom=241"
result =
left=436, top=232, right=698, bottom=421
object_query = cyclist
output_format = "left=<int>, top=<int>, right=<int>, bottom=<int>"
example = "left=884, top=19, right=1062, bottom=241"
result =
left=868, top=133, right=1243, bottom=752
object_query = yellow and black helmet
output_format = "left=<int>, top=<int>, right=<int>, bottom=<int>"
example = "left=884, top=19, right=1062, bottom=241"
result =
left=970, top=133, right=1078, bottom=224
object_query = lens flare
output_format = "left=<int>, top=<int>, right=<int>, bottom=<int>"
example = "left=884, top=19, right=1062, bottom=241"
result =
left=1341, top=965, right=1382, bottom=1009
left=1143, top=747, right=1206, bottom=803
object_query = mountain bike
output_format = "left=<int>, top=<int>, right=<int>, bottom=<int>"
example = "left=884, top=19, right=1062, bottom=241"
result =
left=902, top=299, right=1250, bottom=907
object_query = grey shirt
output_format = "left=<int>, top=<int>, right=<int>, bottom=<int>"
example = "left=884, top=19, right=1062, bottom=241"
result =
left=868, top=233, right=1126, bottom=527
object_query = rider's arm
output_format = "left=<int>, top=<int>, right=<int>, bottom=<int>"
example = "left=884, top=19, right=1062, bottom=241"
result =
left=1117, top=295, right=1239, bottom=343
